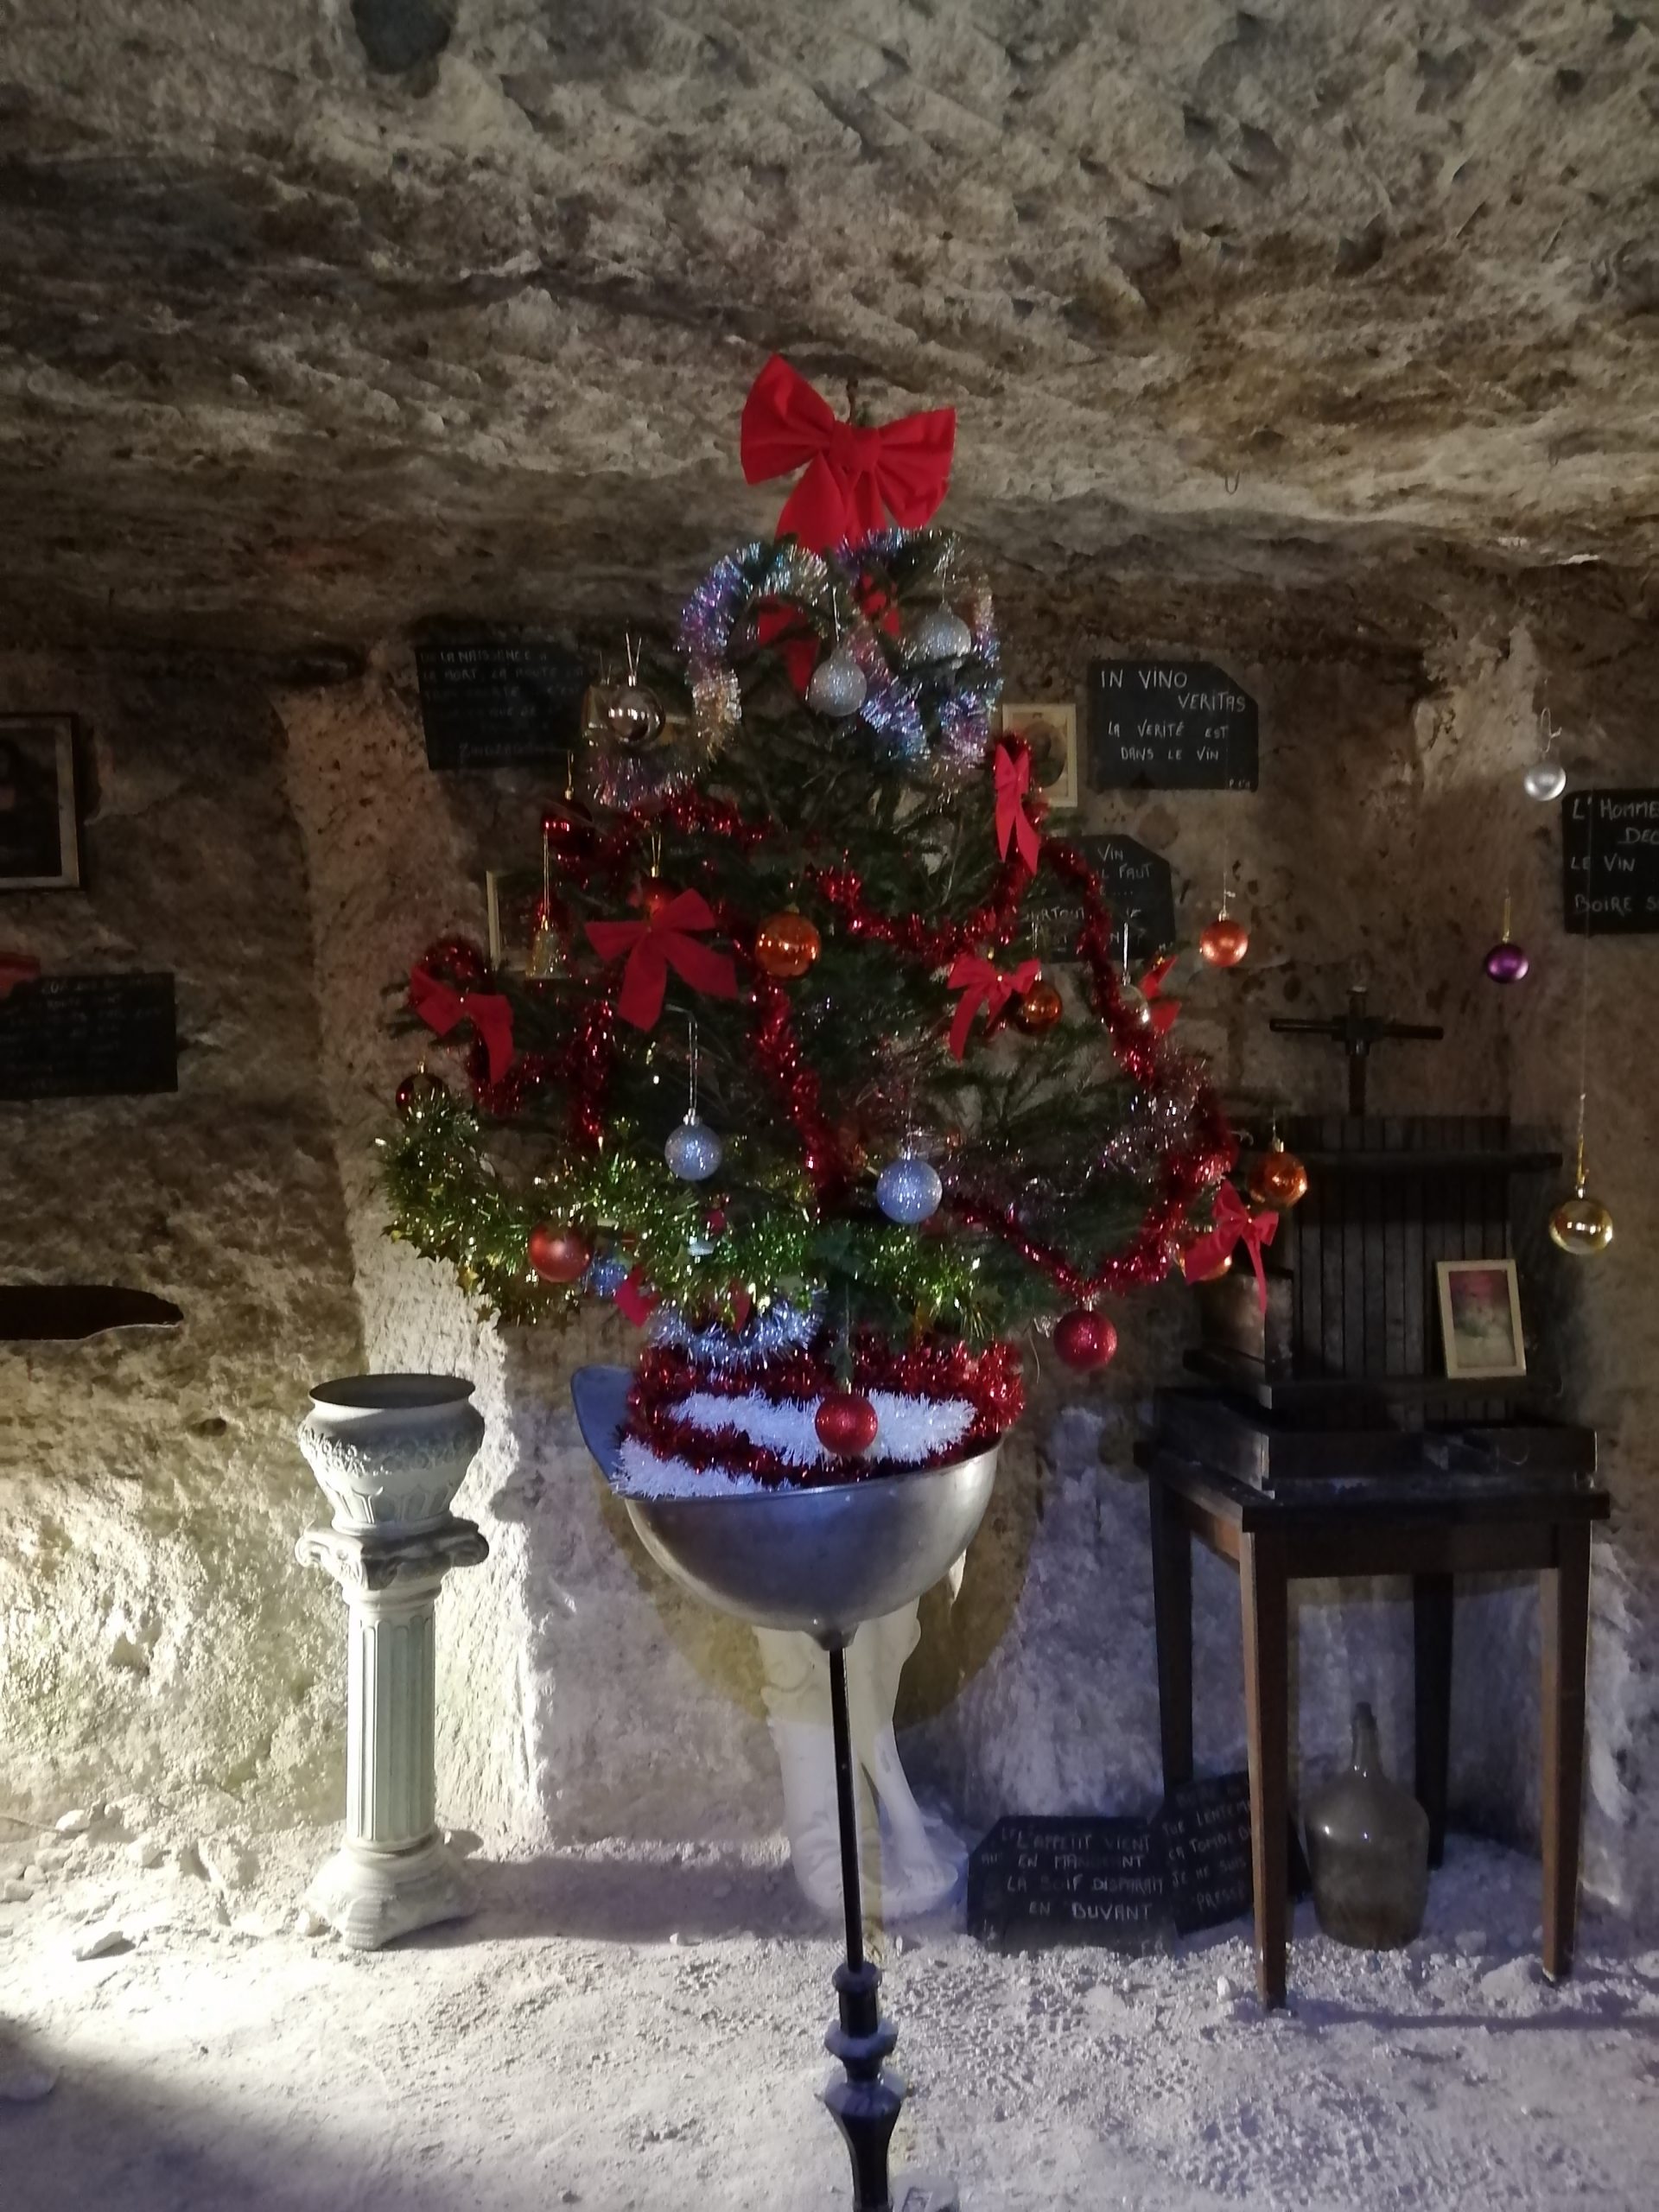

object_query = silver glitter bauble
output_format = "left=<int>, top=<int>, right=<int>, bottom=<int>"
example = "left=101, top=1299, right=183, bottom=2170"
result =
left=1523, top=760, right=1567, bottom=802
left=664, top=1115, right=724, bottom=1182
left=902, top=606, right=973, bottom=667
left=607, top=683, right=664, bottom=749
left=1117, top=981, right=1154, bottom=1029
left=875, top=1153, right=943, bottom=1224
left=806, top=645, right=868, bottom=719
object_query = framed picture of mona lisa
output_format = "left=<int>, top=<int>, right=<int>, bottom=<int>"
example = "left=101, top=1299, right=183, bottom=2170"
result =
left=0, top=715, right=80, bottom=890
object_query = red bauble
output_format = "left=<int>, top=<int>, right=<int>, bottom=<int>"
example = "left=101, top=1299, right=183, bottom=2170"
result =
left=754, top=909, right=823, bottom=980
left=814, top=1389, right=880, bottom=1457
left=541, top=798, right=593, bottom=868
left=1198, top=915, right=1249, bottom=969
left=527, top=1224, right=591, bottom=1283
left=1053, top=1309, right=1118, bottom=1370
left=1247, top=1141, right=1309, bottom=1211
left=640, top=879, right=676, bottom=922
left=395, top=1070, right=445, bottom=1117
left=1014, top=976, right=1064, bottom=1034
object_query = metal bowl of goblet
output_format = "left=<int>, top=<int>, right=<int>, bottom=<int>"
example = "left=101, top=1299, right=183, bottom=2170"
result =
left=572, top=1363, right=1002, bottom=2212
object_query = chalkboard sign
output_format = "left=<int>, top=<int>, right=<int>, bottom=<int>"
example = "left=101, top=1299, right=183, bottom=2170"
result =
left=1561, top=788, right=1659, bottom=933
left=1088, top=660, right=1258, bottom=791
left=1028, top=834, right=1175, bottom=960
left=416, top=637, right=588, bottom=771
left=1160, top=1772, right=1308, bottom=1936
left=0, top=973, right=176, bottom=1100
left=967, top=1815, right=1172, bottom=1953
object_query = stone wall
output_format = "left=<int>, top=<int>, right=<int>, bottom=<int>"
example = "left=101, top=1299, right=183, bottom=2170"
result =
left=4, top=593, right=1653, bottom=1929
left=0, top=655, right=360, bottom=1827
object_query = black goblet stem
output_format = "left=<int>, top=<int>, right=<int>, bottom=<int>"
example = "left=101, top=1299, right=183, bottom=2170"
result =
left=822, top=1639, right=905, bottom=2212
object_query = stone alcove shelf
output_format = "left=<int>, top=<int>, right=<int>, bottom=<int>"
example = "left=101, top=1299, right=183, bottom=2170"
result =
left=0, top=1286, right=184, bottom=1341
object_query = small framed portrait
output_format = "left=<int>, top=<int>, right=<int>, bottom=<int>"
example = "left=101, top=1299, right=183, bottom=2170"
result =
left=1436, top=1258, right=1527, bottom=1380
left=0, top=715, right=79, bottom=890
left=999, top=702, right=1078, bottom=812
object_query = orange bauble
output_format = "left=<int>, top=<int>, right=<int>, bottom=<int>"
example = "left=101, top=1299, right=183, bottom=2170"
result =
left=1179, top=1229, right=1233, bottom=1284
left=1014, top=977, right=1064, bottom=1034
left=528, top=1224, right=591, bottom=1283
left=1198, top=914, right=1249, bottom=969
left=1248, top=1140, right=1309, bottom=1211
left=754, top=910, right=823, bottom=980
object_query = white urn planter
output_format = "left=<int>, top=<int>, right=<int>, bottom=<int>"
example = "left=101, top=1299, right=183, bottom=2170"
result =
left=296, top=1375, right=489, bottom=1949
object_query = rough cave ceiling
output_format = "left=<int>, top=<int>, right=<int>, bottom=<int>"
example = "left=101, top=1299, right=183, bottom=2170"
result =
left=3, top=0, right=1659, bottom=660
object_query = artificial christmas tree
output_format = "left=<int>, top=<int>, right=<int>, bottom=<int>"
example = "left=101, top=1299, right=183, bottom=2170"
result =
left=385, top=364, right=1236, bottom=1493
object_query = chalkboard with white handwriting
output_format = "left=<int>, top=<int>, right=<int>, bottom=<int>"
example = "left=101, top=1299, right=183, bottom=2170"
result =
left=1088, top=660, right=1258, bottom=791
left=1561, top=788, right=1659, bottom=934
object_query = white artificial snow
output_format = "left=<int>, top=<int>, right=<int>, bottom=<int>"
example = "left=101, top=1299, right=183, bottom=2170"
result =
left=613, top=1440, right=777, bottom=1498
left=659, top=1389, right=975, bottom=1470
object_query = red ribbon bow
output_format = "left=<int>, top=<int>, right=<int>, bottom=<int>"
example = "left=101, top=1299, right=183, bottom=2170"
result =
left=615, top=1265, right=659, bottom=1328
left=741, top=355, right=957, bottom=550
left=1142, top=955, right=1180, bottom=1036
left=994, top=743, right=1042, bottom=873
left=585, top=888, right=739, bottom=1032
left=410, top=963, right=516, bottom=1085
left=946, top=952, right=1042, bottom=1059
left=0, top=950, right=41, bottom=1001
left=1182, top=1184, right=1279, bottom=1313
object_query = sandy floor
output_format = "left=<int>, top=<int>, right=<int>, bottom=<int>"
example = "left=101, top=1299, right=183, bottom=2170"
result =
left=3, top=1809, right=1657, bottom=2211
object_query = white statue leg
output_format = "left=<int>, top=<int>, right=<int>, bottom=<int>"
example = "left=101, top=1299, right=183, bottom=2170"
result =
left=753, top=1556, right=969, bottom=1921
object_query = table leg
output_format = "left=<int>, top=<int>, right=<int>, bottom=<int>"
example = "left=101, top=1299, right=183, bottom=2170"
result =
left=1541, top=1523, right=1592, bottom=1985
left=1413, top=1573, right=1454, bottom=1870
left=1239, top=1530, right=1290, bottom=2010
left=1148, top=1476, right=1194, bottom=1794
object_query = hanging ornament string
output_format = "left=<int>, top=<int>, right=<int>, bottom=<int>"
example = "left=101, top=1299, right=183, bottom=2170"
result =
left=739, top=355, right=957, bottom=550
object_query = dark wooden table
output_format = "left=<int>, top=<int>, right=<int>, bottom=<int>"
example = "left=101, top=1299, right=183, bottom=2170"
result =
left=1137, top=1446, right=1610, bottom=2008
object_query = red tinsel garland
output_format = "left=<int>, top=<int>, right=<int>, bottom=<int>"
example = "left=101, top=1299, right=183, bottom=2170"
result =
left=626, top=1334, right=1024, bottom=1489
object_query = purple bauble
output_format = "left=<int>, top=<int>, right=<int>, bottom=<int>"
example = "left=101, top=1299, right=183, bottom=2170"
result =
left=1484, top=940, right=1530, bottom=983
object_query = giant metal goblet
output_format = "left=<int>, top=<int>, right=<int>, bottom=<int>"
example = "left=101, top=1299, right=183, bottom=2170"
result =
left=573, top=1365, right=999, bottom=2212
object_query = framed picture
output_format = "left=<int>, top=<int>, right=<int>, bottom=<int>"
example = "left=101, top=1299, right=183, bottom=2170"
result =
left=999, top=701, right=1078, bottom=812
left=0, top=715, right=79, bottom=890
left=1436, top=1258, right=1527, bottom=1380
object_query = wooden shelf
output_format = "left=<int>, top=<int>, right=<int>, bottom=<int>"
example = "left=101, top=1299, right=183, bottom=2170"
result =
left=1184, top=1345, right=1554, bottom=1412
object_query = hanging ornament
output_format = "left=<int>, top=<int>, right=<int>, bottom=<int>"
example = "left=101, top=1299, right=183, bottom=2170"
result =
left=902, top=604, right=973, bottom=667
left=526, top=817, right=568, bottom=982
left=815, top=1389, right=880, bottom=1457
left=1247, top=1133, right=1310, bottom=1211
left=1524, top=708, right=1567, bottom=803
left=395, top=1069, right=444, bottom=1118
left=754, top=909, right=823, bottom=980
left=1179, top=1226, right=1232, bottom=1283
left=805, top=635, right=868, bottom=719
left=605, top=634, right=664, bottom=751
left=1014, top=976, right=1063, bottom=1034
left=664, top=1018, right=725, bottom=1182
left=1114, top=922, right=1154, bottom=1027
left=1549, top=1112, right=1613, bottom=1256
left=1199, top=877, right=1249, bottom=969
left=1053, top=1308, right=1118, bottom=1370
left=875, top=1146, right=943, bottom=1224
left=528, top=1224, right=591, bottom=1283
left=1484, top=891, right=1529, bottom=984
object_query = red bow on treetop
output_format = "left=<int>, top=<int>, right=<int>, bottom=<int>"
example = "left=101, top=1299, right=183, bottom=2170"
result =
left=410, top=963, right=517, bottom=1085
left=585, top=888, right=739, bottom=1032
left=741, top=355, right=957, bottom=550
left=946, top=952, right=1042, bottom=1060
left=1181, top=1184, right=1279, bottom=1313
left=994, top=743, right=1042, bottom=873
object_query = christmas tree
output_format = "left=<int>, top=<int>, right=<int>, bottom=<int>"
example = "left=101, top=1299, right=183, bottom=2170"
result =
left=385, top=361, right=1235, bottom=1492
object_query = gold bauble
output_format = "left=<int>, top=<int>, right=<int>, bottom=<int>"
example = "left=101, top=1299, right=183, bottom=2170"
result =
left=1198, top=914, right=1249, bottom=969
left=1549, top=1189, right=1614, bottom=1256
left=754, top=909, right=823, bottom=980
left=1014, top=977, right=1065, bottom=1034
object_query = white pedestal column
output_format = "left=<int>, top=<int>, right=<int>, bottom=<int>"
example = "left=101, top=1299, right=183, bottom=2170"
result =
left=296, top=1519, right=488, bottom=1948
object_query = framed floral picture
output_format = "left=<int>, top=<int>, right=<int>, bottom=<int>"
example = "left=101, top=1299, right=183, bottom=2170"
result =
left=0, top=715, right=79, bottom=890
left=1436, top=1258, right=1526, bottom=1380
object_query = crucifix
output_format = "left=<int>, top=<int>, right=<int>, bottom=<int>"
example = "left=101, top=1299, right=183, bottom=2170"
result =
left=1268, top=985, right=1443, bottom=1116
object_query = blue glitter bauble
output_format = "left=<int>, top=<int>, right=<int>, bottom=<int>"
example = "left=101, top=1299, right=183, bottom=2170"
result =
left=665, top=1115, right=724, bottom=1182
left=875, top=1154, right=943, bottom=1224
